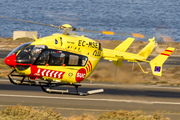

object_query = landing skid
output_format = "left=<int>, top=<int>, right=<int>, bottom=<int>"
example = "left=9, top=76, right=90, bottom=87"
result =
left=40, top=84, right=104, bottom=96
left=8, top=70, right=104, bottom=96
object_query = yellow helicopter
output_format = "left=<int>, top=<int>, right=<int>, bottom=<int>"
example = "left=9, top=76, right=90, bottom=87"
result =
left=1, top=15, right=175, bottom=95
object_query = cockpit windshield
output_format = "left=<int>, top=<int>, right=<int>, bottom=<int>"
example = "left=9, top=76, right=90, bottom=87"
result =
left=16, top=45, right=47, bottom=64
left=7, top=42, right=32, bottom=57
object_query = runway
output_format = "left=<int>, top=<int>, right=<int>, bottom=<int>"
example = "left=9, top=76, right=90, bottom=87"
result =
left=1, top=79, right=180, bottom=119
left=0, top=50, right=10, bottom=58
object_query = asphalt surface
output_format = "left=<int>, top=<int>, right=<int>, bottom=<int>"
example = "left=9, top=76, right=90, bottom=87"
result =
left=1, top=50, right=180, bottom=119
left=1, top=79, right=180, bottom=119
left=0, top=50, right=10, bottom=58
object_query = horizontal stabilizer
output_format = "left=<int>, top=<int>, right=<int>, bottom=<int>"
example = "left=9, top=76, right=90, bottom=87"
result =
left=114, top=37, right=135, bottom=52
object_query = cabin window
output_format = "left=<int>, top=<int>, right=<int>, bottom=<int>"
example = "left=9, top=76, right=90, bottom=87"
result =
left=67, top=54, right=88, bottom=66
left=49, top=51, right=65, bottom=66
left=82, top=57, right=88, bottom=66
left=34, top=49, right=88, bottom=66
left=68, top=55, right=79, bottom=65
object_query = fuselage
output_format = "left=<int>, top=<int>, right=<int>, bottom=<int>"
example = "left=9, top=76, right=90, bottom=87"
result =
left=5, top=33, right=102, bottom=84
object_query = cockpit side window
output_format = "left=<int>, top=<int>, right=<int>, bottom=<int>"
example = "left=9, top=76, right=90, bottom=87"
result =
left=34, top=51, right=50, bottom=65
left=16, top=45, right=47, bottom=64
left=16, top=45, right=35, bottom=63
left=31, top=45, right=47, bottom=62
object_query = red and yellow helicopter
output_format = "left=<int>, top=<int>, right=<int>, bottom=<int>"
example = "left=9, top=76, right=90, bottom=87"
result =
left=1, top=15, right=175, bottom=95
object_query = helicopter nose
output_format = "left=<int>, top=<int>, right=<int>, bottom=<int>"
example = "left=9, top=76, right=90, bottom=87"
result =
left=5, top=54, right=16, bottom=67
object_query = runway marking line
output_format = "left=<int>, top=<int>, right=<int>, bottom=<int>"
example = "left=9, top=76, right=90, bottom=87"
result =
left=1, top=79, right=180, bottom=90
left=0, top=94, right=180, bottom=105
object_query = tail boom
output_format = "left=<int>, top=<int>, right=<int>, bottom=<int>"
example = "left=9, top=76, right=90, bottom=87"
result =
left=138, top=37, right=156, bottom=59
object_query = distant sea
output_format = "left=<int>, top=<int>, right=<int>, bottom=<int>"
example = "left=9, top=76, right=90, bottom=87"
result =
left=0, top=0, right=180, bottom=41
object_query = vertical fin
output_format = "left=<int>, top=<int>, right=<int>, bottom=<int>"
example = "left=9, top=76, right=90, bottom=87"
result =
left=114, top=37, right=135, bottom=52
left=150, top=47, right=175, bottom=76
left=138, top=37, right=156, bottom=59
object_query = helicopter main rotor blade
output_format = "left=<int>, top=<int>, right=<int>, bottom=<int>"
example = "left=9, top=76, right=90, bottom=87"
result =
left=0, top=15, right=150, bottom=38
left=0, top=15, right=174, bottom=41
left=0, top=15, right=60, bottom=28
left=75, top=28, right=153, bottom=39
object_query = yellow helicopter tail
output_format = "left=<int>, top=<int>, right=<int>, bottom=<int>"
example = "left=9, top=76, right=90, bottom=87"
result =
left=138, top=37, right=156, bottom=59
left=150, top=47, right=175, bottom=76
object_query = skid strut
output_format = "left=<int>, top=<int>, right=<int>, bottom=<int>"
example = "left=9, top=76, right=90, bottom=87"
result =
left=7, top=70, right=104, bottom=95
